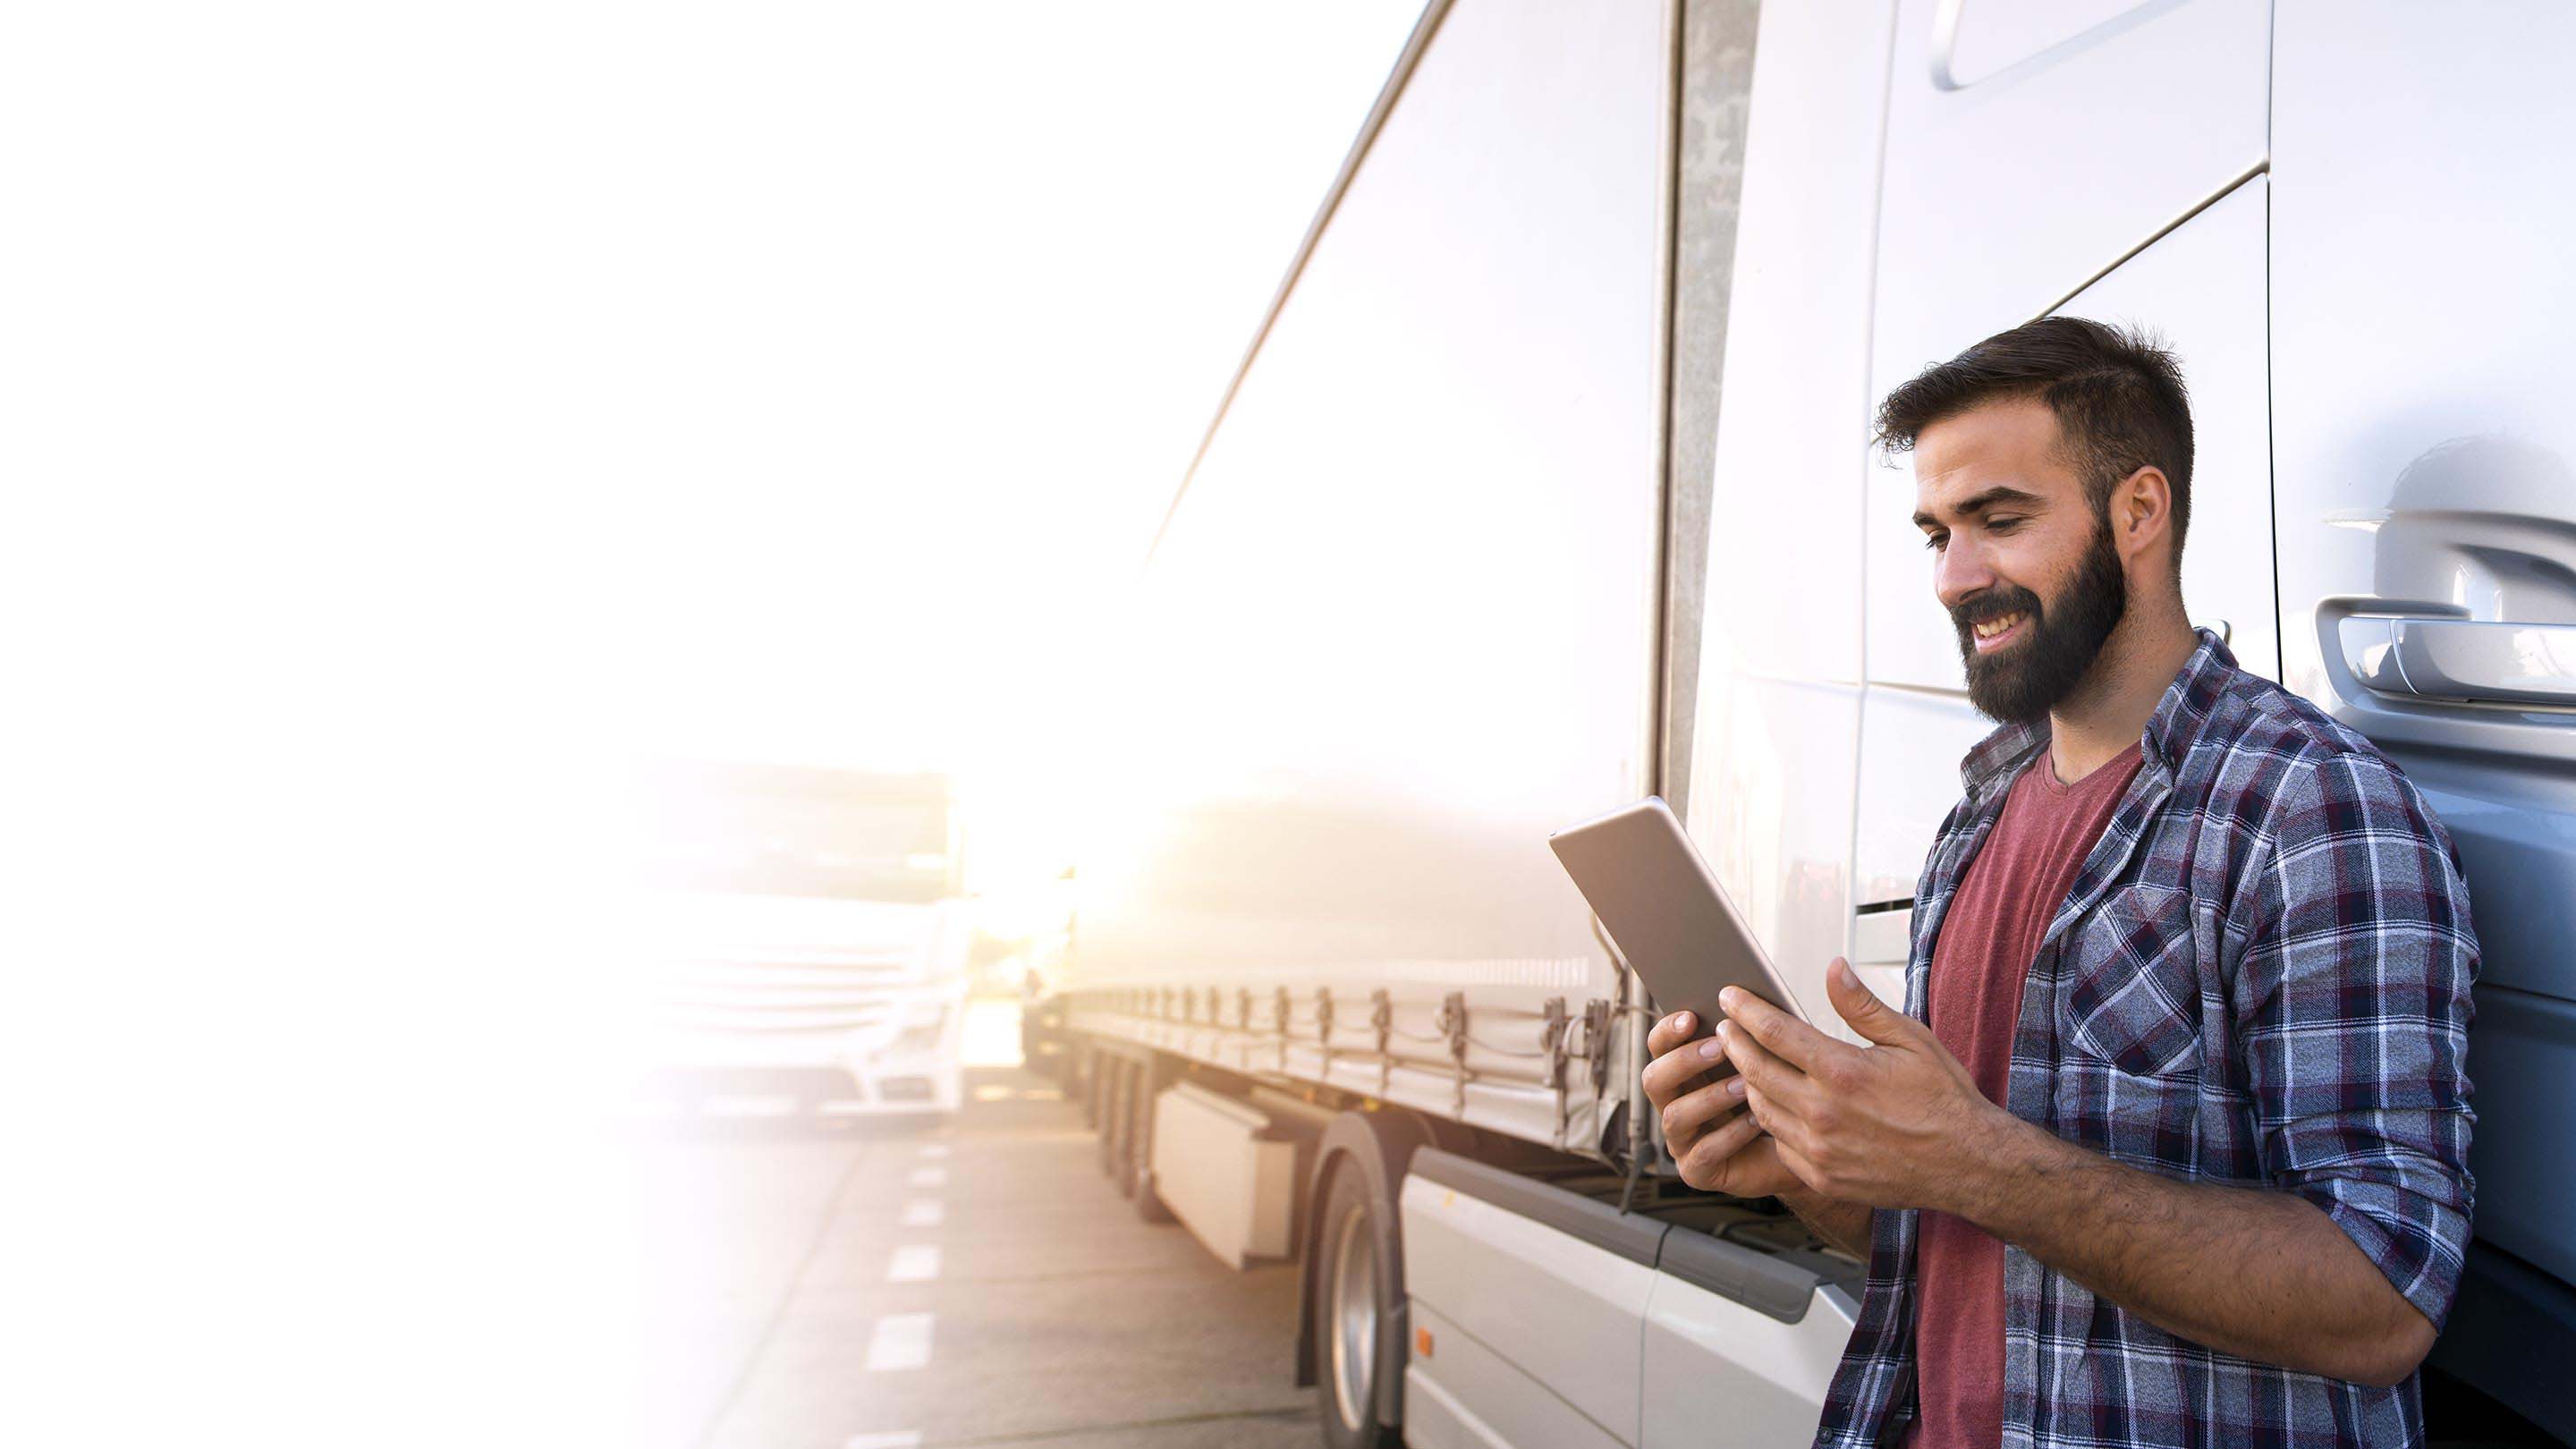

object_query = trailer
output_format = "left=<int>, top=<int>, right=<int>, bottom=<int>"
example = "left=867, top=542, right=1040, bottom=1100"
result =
left=1045, top=2, right=2576, bottom=1444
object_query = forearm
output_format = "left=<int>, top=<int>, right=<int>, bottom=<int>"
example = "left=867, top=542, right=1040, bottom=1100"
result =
left=1779, top=1184, right=1874, bottom=1259
left=1948, top=1114, right=2430, bottom=1385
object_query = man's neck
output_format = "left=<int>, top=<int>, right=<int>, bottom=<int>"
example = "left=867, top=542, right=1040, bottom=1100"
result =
left=2044, top=606, right=2199, bottom=785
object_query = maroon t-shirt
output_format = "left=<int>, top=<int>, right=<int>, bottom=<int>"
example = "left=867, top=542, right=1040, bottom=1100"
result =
left=1903, top=740, right=2142, bottom=1449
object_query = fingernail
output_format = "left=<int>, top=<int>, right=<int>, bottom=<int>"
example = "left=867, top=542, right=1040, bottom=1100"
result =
left=1673, top=1011, right=1693, bottom=1033
left=1725, top=1076, right=1747, bottom=1099
left=1697, top=1037, right=1724, bottom=1061
left=1717, top=987, right=1740, bottom=1011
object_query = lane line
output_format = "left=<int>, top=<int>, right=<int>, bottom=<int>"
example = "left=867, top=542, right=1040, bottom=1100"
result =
left=887, top=1245, right=940, bottom=1284
left=901, top=1199, right=944, bottom=1228
left=908, top=1166, right=946, bottom=1189
left=917, top=1143, right=951, bottom=1159
left=864, top=1312, right=935, bottom=1371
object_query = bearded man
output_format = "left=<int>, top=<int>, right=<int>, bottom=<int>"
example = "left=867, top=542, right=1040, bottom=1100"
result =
left=1642, top=318, right=2479, bottom=1448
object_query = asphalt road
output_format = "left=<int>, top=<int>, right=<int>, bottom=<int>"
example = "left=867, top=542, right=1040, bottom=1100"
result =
left=626, top=1065, right=1325, bottom=1449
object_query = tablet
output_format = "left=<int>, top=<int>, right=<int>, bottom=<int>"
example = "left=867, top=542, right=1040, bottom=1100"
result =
left=1547, top=796, right=1808, bottom=1042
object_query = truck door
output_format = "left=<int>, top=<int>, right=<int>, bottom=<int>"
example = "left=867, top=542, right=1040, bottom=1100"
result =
left=1852, top=0, right=2278, bottom=1003
left=2272, top=6, right=2576, bottom=1437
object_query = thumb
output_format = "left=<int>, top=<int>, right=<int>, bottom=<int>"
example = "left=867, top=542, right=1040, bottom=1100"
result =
left=1826, top=957, right=1911, bottom=1046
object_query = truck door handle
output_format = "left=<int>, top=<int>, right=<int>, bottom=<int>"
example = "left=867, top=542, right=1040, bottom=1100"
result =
left=2337, top=616, right=2576, bottom=707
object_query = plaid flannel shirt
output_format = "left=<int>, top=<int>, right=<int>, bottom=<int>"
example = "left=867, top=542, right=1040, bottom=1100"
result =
left=1815, top=629, right=2479, bottom=1449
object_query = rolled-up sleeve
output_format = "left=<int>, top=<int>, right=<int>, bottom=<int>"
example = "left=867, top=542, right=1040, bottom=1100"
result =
left=2234, top=746, right=2479, bottom=1327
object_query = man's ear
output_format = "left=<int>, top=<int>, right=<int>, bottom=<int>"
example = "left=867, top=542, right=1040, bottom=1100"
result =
left=2110, top=465, right=2174, bottom=571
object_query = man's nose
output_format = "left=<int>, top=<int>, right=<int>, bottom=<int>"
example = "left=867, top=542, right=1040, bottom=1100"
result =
left=1933, top=536, right=1996, bottom=611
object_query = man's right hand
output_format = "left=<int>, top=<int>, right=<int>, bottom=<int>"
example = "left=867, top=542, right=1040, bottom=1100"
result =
left=1643, top=1009, right=1804, bottom=1199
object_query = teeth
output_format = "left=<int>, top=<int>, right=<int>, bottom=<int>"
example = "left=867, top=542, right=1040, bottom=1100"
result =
left=1974, top=612, right=2025, bottom=640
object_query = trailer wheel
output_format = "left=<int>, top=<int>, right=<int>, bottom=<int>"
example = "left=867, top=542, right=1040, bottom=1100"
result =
left=1126, top=1069, right=1174, bottom=1223
left=1098, top=1058, right=1127, bottom=1181
left=1311, top=1162, right=1401, bottom=1449
left=1112, top=1062, right=1141, bottom=1197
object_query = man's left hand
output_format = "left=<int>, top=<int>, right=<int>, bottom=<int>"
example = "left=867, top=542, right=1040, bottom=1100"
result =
left=1717, top=957, right=2009, bottom=1213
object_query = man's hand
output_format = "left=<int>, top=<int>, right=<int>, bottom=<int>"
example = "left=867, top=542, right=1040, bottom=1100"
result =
left=1718, top=956, right=2008, bottom=1212
left=1642, top=1007, right=1803, bottom=1199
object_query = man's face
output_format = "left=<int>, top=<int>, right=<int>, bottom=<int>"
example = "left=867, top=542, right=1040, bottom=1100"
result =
left=1911, top=398, right=2128, bottom=724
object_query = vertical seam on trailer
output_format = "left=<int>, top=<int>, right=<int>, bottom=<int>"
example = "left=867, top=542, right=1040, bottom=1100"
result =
left=2263, top=3, right=2284, bottom=678
left=1846, top=0, right=1904, bottom=968
left=1648, top=0, right=1688, bottom=806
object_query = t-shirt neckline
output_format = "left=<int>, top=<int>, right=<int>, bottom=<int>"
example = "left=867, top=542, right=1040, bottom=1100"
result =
left=2030, top=739, right=2144, bottom=799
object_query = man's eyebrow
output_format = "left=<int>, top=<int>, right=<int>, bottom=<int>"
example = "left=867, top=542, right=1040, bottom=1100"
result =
left=1912, top=485, right=2046, bottom=530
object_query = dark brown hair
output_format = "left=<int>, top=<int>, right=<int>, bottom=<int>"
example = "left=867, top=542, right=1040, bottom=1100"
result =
left=1874, top=316, right=2194, bottom=564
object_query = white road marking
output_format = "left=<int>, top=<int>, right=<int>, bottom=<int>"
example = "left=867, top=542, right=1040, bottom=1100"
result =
left=817, top=1099, right=875, bottom=1117
left=887, top=1245, right=941, bottom=1283
left=907, top=1166, right=946, bottom=1189
left=864, top=1313, right=935, bottom=1371
left=844, top=1430, right=923, bottom=1446
left=971, top=1083, right=1012, bottom=1102
left=901, top=1199, right=943, bottom=1228
left=917, top=1142, right=950, bottom=1159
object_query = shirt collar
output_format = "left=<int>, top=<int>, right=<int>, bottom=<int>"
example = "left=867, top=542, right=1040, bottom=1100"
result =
left=1956, top=626, right=2237, bottom=799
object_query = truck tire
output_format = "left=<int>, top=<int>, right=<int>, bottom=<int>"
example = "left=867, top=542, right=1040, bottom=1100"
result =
left=1109, top=1061, right=1139, bottom=1196
left=1129, top=1073, right=1174, bottom=1223
left=1097, top=1056, right=1126, bottom=1179
left=1310, top=1160, right=1402, bottom=1449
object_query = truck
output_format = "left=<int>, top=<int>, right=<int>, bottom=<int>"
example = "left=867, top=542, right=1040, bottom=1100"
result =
left=637, top=761, right=972, bottom=1121
left=1039, top=2, right=2576, bottom=1444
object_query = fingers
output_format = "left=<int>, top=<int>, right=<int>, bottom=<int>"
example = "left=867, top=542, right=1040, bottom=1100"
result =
left=1645, top=1010, right=1699, bottom=1062
left=1824, top=956, right=1917, bottom=1046
left=1719, top=985, right=1859, bottom=1077
left=1641, top=1019, right=1726, bottom=1110
left=1660, top=1070, right=1750, bottom=1147
left=1720, top=1016, right=1809, bottom=1111
left=1678, top=1102, right=1767, bottom=1182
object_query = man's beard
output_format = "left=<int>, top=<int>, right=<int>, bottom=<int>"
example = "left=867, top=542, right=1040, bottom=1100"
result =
left=1953, top=516, right=2129, bottom=724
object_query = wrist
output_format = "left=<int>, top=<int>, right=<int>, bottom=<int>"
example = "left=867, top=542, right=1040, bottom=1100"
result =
left=1775, top=1181, right=1832, bottom=1218
left=1774, top=1182, right=1868, bottom=1255
left=1925, top=1101, right=2041, bottom=1222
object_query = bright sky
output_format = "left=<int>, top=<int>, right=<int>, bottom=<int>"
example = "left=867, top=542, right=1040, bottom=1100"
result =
left=4, top=10, right=1425, bottom=1436
left=626, top=0, right=1428, bottom=780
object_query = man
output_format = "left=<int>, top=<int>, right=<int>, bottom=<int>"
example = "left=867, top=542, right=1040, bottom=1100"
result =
left=1642, top=318, right=2478, bottom=1447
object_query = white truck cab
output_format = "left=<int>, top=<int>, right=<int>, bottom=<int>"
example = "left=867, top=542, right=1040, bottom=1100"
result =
left=637, top=762, right=971, bottom=1120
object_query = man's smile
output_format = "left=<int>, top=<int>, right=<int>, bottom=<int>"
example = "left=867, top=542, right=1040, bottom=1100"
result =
left=1970, top=610, right=2029, bottom=652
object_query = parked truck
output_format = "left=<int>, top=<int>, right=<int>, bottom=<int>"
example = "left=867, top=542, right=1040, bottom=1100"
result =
left=638, top=761, right=972, bottom=1120
left=1042, top=2, right=2576, bottom=1444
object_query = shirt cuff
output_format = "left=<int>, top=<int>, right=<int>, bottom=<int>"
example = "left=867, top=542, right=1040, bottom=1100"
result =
left=2285, top=1173, right=2470, bottom=1329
